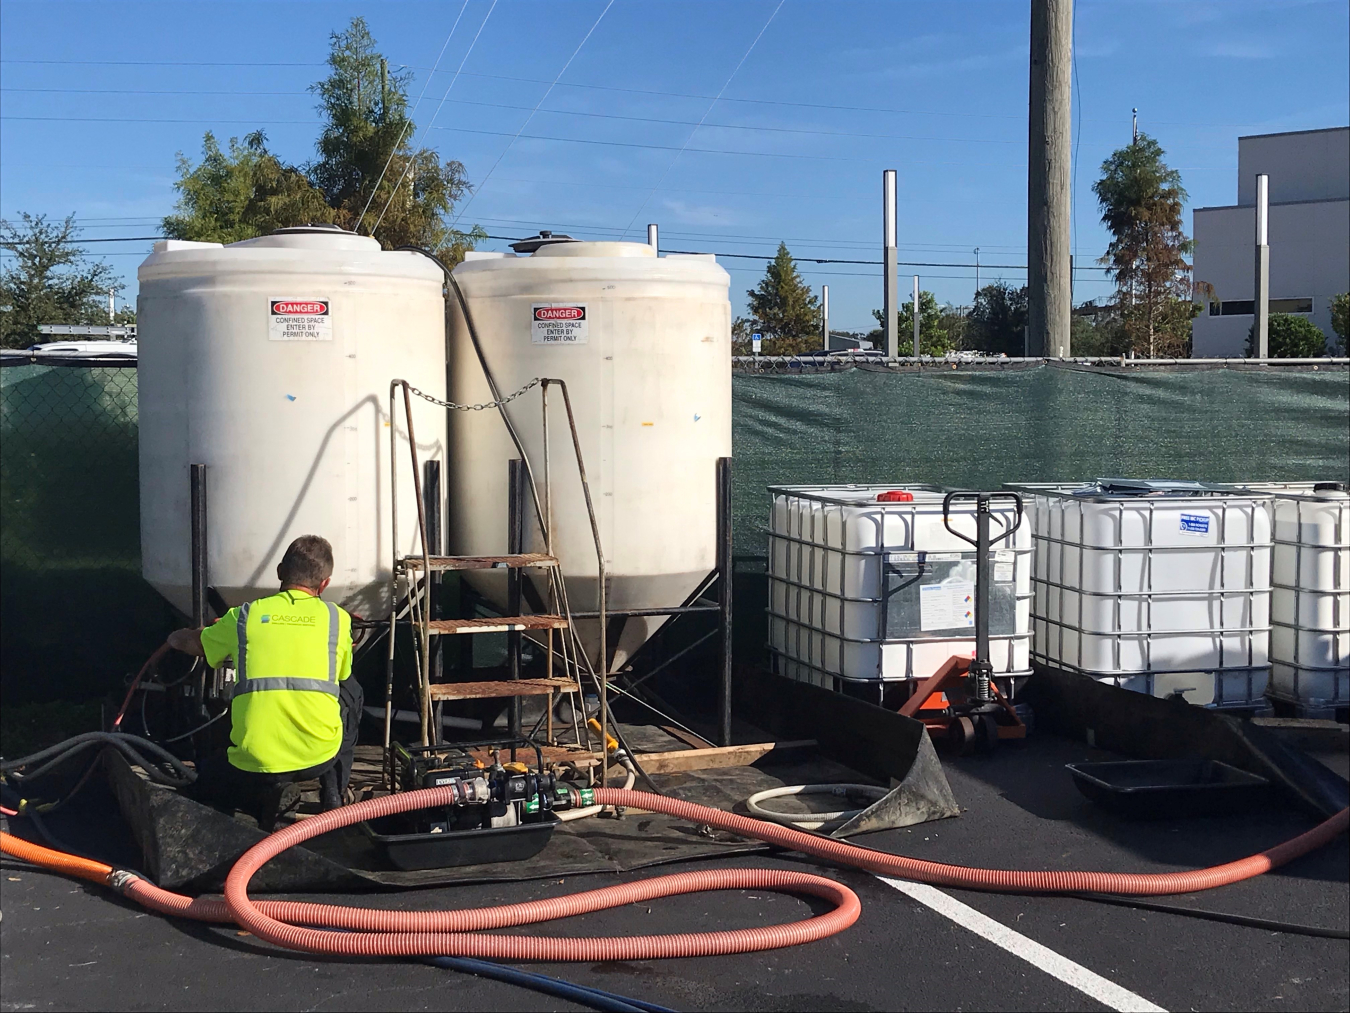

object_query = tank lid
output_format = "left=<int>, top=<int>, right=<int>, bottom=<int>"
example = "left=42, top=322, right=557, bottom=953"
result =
left=509, top=230, right=577, bottom=254
left=269, top=223, right=349, bottom=235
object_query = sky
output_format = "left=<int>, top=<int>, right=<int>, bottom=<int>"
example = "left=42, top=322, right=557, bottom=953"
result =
left=1, top=0, right=1347, bottom=332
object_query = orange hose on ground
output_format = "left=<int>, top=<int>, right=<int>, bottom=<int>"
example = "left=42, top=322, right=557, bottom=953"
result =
left=4, top=787, right=1347, bottom=961
left=0, top=832, right=112, bottom=885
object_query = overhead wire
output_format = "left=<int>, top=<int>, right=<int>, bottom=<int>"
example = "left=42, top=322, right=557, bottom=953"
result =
left=369, top=0, right=500, bottom=236
left=452, top=0, right=617, bottom=227
left=354, top=0, right=470, bottom=234
left=620, top=0, right=785, bottom=239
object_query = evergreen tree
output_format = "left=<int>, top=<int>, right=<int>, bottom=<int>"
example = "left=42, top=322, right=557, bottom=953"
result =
left=745, top=244, right=819, bottom=342
left=962, top=283, right=1027, bottom=356
left=1092, top=133, right=1194, bottom=357
left=163, top=17, right=482, bottom=262
left=0, top=214, right=125, bottom=348
left=866, top=290, right=956, bottom=355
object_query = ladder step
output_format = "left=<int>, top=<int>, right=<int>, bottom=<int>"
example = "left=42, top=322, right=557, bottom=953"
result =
left=402, top=553, right=558, bottom=572
left=427, top=678, right=579, bottom=701
left=426, top=615, right=569, bottom=635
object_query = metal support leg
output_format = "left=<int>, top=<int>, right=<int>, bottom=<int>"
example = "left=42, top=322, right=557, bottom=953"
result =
left=423, top=460, right=443, bottom=744
left=717, top=456, right=734, bottom=747
left=508, top=459, right=524, bottom=741
left=190, top=464, right=208, bottom=629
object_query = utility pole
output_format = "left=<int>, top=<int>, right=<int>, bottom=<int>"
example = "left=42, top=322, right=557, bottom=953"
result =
left=647, top=223, right=659, bottom=254
left=883, top=169, right=898, bottom=358
left=1254, top=173, right=1270, bottom=358
left=1027, top=0, right=1073, bottom=358
left=912, top=275, right=921, bottom=356
left=107, top=289, right=115, bottom=323
left=1132, top=108, right=1138, bottom=143
left=973, top=247, right=980, bottom=299
left=821, top=284, right=830, bottom=351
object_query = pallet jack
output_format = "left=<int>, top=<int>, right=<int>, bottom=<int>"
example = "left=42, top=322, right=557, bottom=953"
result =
left=897, top=491, right=1028, bottom=754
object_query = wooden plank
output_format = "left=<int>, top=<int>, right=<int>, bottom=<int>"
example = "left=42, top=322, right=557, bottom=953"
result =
left=427, top=615, right=569, bottom=635
left=427, top=678, right=579, bottom=701
left=403, top=553, right=558, bottom=572
left=631, top=739, right=817, bottom=774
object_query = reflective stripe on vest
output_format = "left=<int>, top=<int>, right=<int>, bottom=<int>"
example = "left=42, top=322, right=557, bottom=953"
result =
left=326, top=601, right=339, bottom=682
left=234, top=676, right=339, bottom=697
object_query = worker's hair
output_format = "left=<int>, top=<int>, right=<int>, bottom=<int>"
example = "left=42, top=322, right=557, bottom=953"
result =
left=277, top=535, right=334, bottom=588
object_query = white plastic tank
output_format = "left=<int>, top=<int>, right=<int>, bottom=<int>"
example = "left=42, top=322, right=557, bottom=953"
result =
left=766, top=485, right=1033, bottom=697
left=137, top=226, right=447, bottom=619
left=1010, top=480, right=1273, bottom=709
left=1228, top=481, right=1348, bottom=715
left=447, top=235, right=732, bottom=667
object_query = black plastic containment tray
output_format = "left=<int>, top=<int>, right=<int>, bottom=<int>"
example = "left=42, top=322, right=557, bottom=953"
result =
left=1065, top=758, right=1273, bottom=819
left=362, top=813, right=560, bottom=870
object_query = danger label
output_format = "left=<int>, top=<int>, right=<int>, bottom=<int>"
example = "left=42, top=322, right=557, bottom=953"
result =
left=531, top=304, right=588, bottom=345
left=269, top=298, right=332, bottom=341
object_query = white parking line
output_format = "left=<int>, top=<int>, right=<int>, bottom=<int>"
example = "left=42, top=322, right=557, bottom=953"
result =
left=877, top=877, right=1167, bottom=1013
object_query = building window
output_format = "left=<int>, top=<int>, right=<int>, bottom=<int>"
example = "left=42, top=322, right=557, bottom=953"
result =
left=1270, top=297, right=1313, bottom=314
left=1212, top=298, right=1313, bottom=316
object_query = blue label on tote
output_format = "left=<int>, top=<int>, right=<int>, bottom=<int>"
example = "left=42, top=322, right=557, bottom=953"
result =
left=1179, top=513, right=1210, bottom=535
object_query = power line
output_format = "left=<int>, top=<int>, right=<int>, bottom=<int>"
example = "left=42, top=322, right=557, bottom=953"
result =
left=369, top=0, right=499, bottom=235
left=355, top=0, right=470, bottom=232
left=621, top=0, right=785, bottom=238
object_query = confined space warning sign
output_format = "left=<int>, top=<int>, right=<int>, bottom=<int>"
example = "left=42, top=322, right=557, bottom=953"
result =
left=531, top=304, right=588, bottom=345
left=269, top=298, right=333, bottom=341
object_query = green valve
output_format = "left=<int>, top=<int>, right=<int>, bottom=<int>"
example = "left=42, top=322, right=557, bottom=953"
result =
left=577, top=787, right=595, bottom=806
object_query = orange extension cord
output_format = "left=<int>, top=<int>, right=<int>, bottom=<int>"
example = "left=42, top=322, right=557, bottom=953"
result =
left=3, top=786, right=1346, bottom=961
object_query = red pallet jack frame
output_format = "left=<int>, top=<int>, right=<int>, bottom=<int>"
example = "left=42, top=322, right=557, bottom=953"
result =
left=895, top=491, right=1028, bottom=755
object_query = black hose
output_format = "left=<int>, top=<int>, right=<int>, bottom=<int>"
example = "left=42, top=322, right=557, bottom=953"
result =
left=424, top=956, right=676, bottom=1013
left=1067, top=891, right=1350, bottom=939
left=2, top=732, right=197, bottom=789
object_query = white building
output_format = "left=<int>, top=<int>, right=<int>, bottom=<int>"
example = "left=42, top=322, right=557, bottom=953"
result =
left=1191, top=127, right=1349, bottom=357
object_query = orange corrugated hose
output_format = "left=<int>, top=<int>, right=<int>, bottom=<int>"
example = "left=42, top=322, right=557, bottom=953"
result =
left=3, top=787, right=1346, bottom=960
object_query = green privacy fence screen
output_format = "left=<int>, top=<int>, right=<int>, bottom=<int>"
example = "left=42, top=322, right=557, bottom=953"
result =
left=3, top=360, right=1347, bottom=703
left=731, top=363, right=1350, bottom=557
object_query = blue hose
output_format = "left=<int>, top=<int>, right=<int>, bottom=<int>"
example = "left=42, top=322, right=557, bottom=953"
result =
left=423, top=955, right=676, bottom=1013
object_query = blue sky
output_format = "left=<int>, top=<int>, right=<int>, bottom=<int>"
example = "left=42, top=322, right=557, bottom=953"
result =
left=2, top=0, right=1347, bottom=331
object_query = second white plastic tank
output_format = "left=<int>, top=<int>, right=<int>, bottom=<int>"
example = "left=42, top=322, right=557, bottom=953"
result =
left=447, top=236, right=732, bottom=668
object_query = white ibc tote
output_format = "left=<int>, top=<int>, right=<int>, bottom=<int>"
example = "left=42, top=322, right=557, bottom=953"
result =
left=446, top=237, right=732, bottom=668
left=1228, top=482, right=1348, bottom=715
left=137, top=226, right=447, bottom=619
left=766, top=485, right=1033, bottom=697
left=1010, top=480, right=1273, bottom=709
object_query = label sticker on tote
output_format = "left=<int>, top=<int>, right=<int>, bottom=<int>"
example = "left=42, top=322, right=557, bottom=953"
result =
left=1179, top=513, right=1210, bottom=536
left=269, top=299, right=332, bottom=340
left=532, top=304, right=588, bottom=344
left=919, top=581, right=975, bottom=631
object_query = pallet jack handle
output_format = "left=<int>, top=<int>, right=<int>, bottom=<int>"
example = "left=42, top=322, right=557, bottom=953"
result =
left=940, top=491, right=1023, bottom=703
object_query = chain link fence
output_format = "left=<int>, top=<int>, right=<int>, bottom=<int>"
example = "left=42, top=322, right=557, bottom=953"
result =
left=3, top=355, right=1347, bottom=705
left=1, top=359, right=175, bottom=704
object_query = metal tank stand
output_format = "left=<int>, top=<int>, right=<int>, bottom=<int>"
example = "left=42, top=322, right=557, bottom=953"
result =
left=383, top=379, right=575, bottom=787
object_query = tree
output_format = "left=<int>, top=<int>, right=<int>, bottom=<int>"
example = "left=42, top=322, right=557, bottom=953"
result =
left=964, top=283, right=1027, bottom=356
left=745, top=243, right=815, bottom=348
left=163, top=131, right=334, bottom=244
left=0, top=214, right=124, bottom=348
left=864, top=290, right=956, bottom=355
left=1246, top=314, right=1330, bottom=358
left=163, top=17, right=483, bottom=262
left=1331, top=292, right=1349, bottom=354
left=1092, top=133, right=1194, bottom=357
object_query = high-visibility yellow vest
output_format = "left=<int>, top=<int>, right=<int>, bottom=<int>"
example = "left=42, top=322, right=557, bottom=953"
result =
left=200, top=590, right=353, bottom=773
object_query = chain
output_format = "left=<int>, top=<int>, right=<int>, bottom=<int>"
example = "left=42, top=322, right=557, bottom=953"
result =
left=404, top=377, right=542, bottom=411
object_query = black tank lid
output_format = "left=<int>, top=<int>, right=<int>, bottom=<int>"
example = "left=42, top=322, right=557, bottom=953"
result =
left=509, top=230, right=578, bottom=254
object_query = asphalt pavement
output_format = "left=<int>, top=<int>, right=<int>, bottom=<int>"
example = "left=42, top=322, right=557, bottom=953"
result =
left=2, top=733, right=1346, bottom=1012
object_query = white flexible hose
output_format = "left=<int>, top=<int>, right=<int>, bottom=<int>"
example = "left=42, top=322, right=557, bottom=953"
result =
left=745, top=783, right=889, bottom=832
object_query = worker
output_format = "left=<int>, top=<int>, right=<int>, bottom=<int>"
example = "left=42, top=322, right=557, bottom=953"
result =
left=167, top=534, right=363, bottom=829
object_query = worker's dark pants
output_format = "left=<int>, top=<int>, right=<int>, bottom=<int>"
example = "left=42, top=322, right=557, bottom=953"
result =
left=195, top=679, right=363, bottom=829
